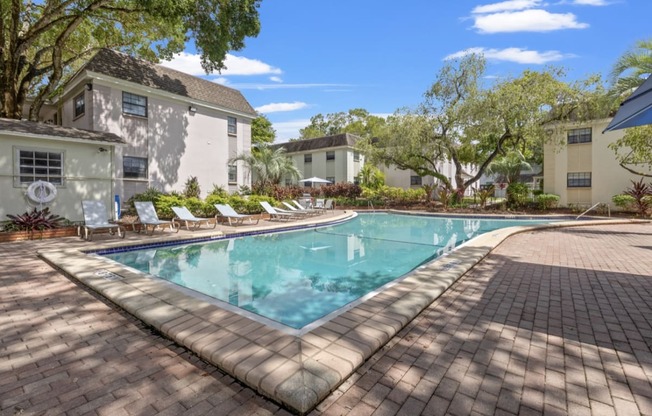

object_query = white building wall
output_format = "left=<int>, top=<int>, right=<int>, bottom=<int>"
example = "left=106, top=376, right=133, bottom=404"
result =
left=0, top=134, right=115, bottom=222
left=60, top=80, right=252, bottom=202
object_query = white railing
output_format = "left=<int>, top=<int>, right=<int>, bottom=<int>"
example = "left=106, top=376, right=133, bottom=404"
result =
left=576, top=202, right=610, bottom=220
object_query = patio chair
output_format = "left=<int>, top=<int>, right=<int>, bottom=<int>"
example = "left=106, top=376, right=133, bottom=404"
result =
left=81, top=200, right=125, bottom=241
left=171, top=206, right=216, bottom=231
left=324, top=199, right=335, bottom=210
left=134, top=201, right=178, bottom=235
left=282, top=201, right=317, bottom=216
left=215, top=204, right=260, bottom=226
left=292, top=200, right=323, bottom=215
left=259, top=201, right=296, bottom=221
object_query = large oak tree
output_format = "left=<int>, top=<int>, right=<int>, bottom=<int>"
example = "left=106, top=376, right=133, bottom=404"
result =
left=0, top=0, right=261, bottom=120
left=361, top=54, right=607, bottom=197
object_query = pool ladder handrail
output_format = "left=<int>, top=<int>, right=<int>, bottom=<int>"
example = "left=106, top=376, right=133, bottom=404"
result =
left=576, top=202, right=610, bottom=220
left=368, top=200, right=375, bottom=212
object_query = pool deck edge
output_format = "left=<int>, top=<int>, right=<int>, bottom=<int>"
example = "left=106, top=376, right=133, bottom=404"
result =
left=36, top=215, right=647, bottom=414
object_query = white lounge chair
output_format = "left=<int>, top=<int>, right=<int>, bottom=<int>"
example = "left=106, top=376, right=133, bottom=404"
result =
left=171, top=206, right=216, bottom=231
left=292, top=200, right=323, bottom=215
left=259, top=201, right=296, bottom=221
left=215, top=204, right=260, bottom=226
left=282, top=201, right=316, bottom=216
left=134, top=201, right=178, bottom=235
left=81, top=200, right=125, bottom=241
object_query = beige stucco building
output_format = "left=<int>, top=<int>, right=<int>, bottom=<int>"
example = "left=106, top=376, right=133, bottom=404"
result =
left=543, top=118, right=651, bottom=210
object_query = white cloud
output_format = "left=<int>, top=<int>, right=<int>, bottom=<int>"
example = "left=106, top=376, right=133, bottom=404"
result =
left=255, top=102, right=309, bottom=113
left=161, top=52, right=282, bottom=76
left=212, top=77, right=229, bottom=85
left=270, top=76, right=283, bottom=83
left=445, top=47, right=575, bottom=64
left=472, top=0, right=542, bottom=14
left=473, top=9, right=589, bottom=33
left=273, top=119, right=311, bottom=143
left=572, top=0, right=608, bottom=5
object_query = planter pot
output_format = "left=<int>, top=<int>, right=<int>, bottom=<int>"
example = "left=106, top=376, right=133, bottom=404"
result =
left=0, top=227, right=79, bottom=243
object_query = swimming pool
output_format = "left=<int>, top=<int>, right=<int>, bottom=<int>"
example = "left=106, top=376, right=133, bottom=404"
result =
left=102, top=213, right=550, bottom=329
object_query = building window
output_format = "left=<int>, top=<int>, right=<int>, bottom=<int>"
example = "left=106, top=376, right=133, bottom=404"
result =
left=122, top=92, right=147, bottom=117
left=123, top=156, right=148, bottom=179
left=304, top=153, right=312, bottom=163
left=285, top=178, right=292, bottom=186
left=567, top=172, right=591, bottom=187
left=228, top=116, right=237, bottom=135
left=17, top=149, right=63, bottom=185
left=410, top=175, right=422, bottom=186
left=326, top=177, right=335, bottom=184
left=567, top=128, right=592, bottom=144
left=74, top=93, right=85, bottom=118
left=326, top=151, right=335, bottom=161
left=228, top=165, right=237, bottom=183
left=353, top=151, right=360, bottom=162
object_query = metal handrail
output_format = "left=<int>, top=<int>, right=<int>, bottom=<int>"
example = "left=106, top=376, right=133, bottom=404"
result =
left=576, top=202, right=610, bottom=220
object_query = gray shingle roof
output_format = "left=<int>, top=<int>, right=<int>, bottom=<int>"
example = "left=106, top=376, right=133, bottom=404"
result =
left=271, top=133, right=360, bottom=153
left=82, top=49, right=256, bottom=116
left=0, top=118, right=125, bottom=145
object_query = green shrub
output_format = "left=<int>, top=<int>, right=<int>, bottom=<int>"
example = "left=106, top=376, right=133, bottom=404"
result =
left=183, top=176, right=201, bottom=198
left=536, top=193, right=560, bottom=210
left=612, top=194, right=636, bottom=211
left=506, top=182, right=530, bottom=209
left=155, top=194, right=186, bottom=219
left=209, top=184, right=229, bottom=197
left=474, top=186, right=495, bottom=209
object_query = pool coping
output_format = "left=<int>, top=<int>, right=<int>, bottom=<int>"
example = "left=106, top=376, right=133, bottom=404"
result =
left=37, top=212, right=645, bottom=414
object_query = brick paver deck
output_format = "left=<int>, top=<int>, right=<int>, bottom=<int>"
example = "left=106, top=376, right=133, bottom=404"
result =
left=1, top=222, right=651, bottom=415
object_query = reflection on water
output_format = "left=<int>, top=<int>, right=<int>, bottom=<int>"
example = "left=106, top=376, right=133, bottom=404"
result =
left=104, top=214, right=547, bottom=329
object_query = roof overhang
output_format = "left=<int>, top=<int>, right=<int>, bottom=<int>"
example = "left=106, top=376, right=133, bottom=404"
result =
left=604, top=74, right=652, bottom=132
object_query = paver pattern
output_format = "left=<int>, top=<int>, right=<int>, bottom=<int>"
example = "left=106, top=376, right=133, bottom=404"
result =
left=1, top=222, right=651, bottom=415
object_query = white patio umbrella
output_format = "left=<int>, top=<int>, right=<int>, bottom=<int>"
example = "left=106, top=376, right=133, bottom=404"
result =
left=299, top=177, right=332, bottom=185
left=604, top=74, right=652, bottom=132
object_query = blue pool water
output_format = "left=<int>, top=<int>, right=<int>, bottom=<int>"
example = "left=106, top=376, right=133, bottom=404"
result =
left=103, top=213, right=550, bottom=329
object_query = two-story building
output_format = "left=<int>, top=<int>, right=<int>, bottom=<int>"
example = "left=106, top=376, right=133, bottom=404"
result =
left=46, top=49, right=255, bottom=204
left=272, top=133, right=364, bottom=186
left=543, top=118, right=652, bottom=210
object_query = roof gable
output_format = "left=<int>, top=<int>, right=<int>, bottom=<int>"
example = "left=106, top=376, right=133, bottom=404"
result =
left=272, top=133, right=361, bottom=153
left=81, top=49, right=256, bottom=116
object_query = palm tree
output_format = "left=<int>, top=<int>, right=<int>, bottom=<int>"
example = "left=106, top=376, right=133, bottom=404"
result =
left=609, top=39, right=652, bottom=99
left=486, top=151, right=532, bottom=184
left=229, top=145, right=301, bottom=191
left=357, top=163, right=385, bottom=190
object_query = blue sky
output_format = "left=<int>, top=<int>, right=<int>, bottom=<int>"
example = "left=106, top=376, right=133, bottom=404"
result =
left=161, top=0, right=651, bottom=142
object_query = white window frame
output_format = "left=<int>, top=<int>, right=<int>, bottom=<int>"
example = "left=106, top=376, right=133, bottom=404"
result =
left=228, top=164, right=237, bottom=184
left=228, top=116, right=237, bottom=136
left=14, top=146, right=65, bottom=187
left=567, top=172, right=591, bottom=188
left=74, top=93, right=85, bottom=119
left=567, top=128, right=592, bottom=144
left=122, top=92, right=147, bottom=117
left=123, top=156, right=148, bottom=179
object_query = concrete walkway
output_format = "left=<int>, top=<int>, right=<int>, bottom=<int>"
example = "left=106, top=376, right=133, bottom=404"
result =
left=1, top=222, right=651, bottom=415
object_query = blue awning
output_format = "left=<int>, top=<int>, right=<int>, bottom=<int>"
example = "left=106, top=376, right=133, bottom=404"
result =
left=604, top=74, right=652, bottom=132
